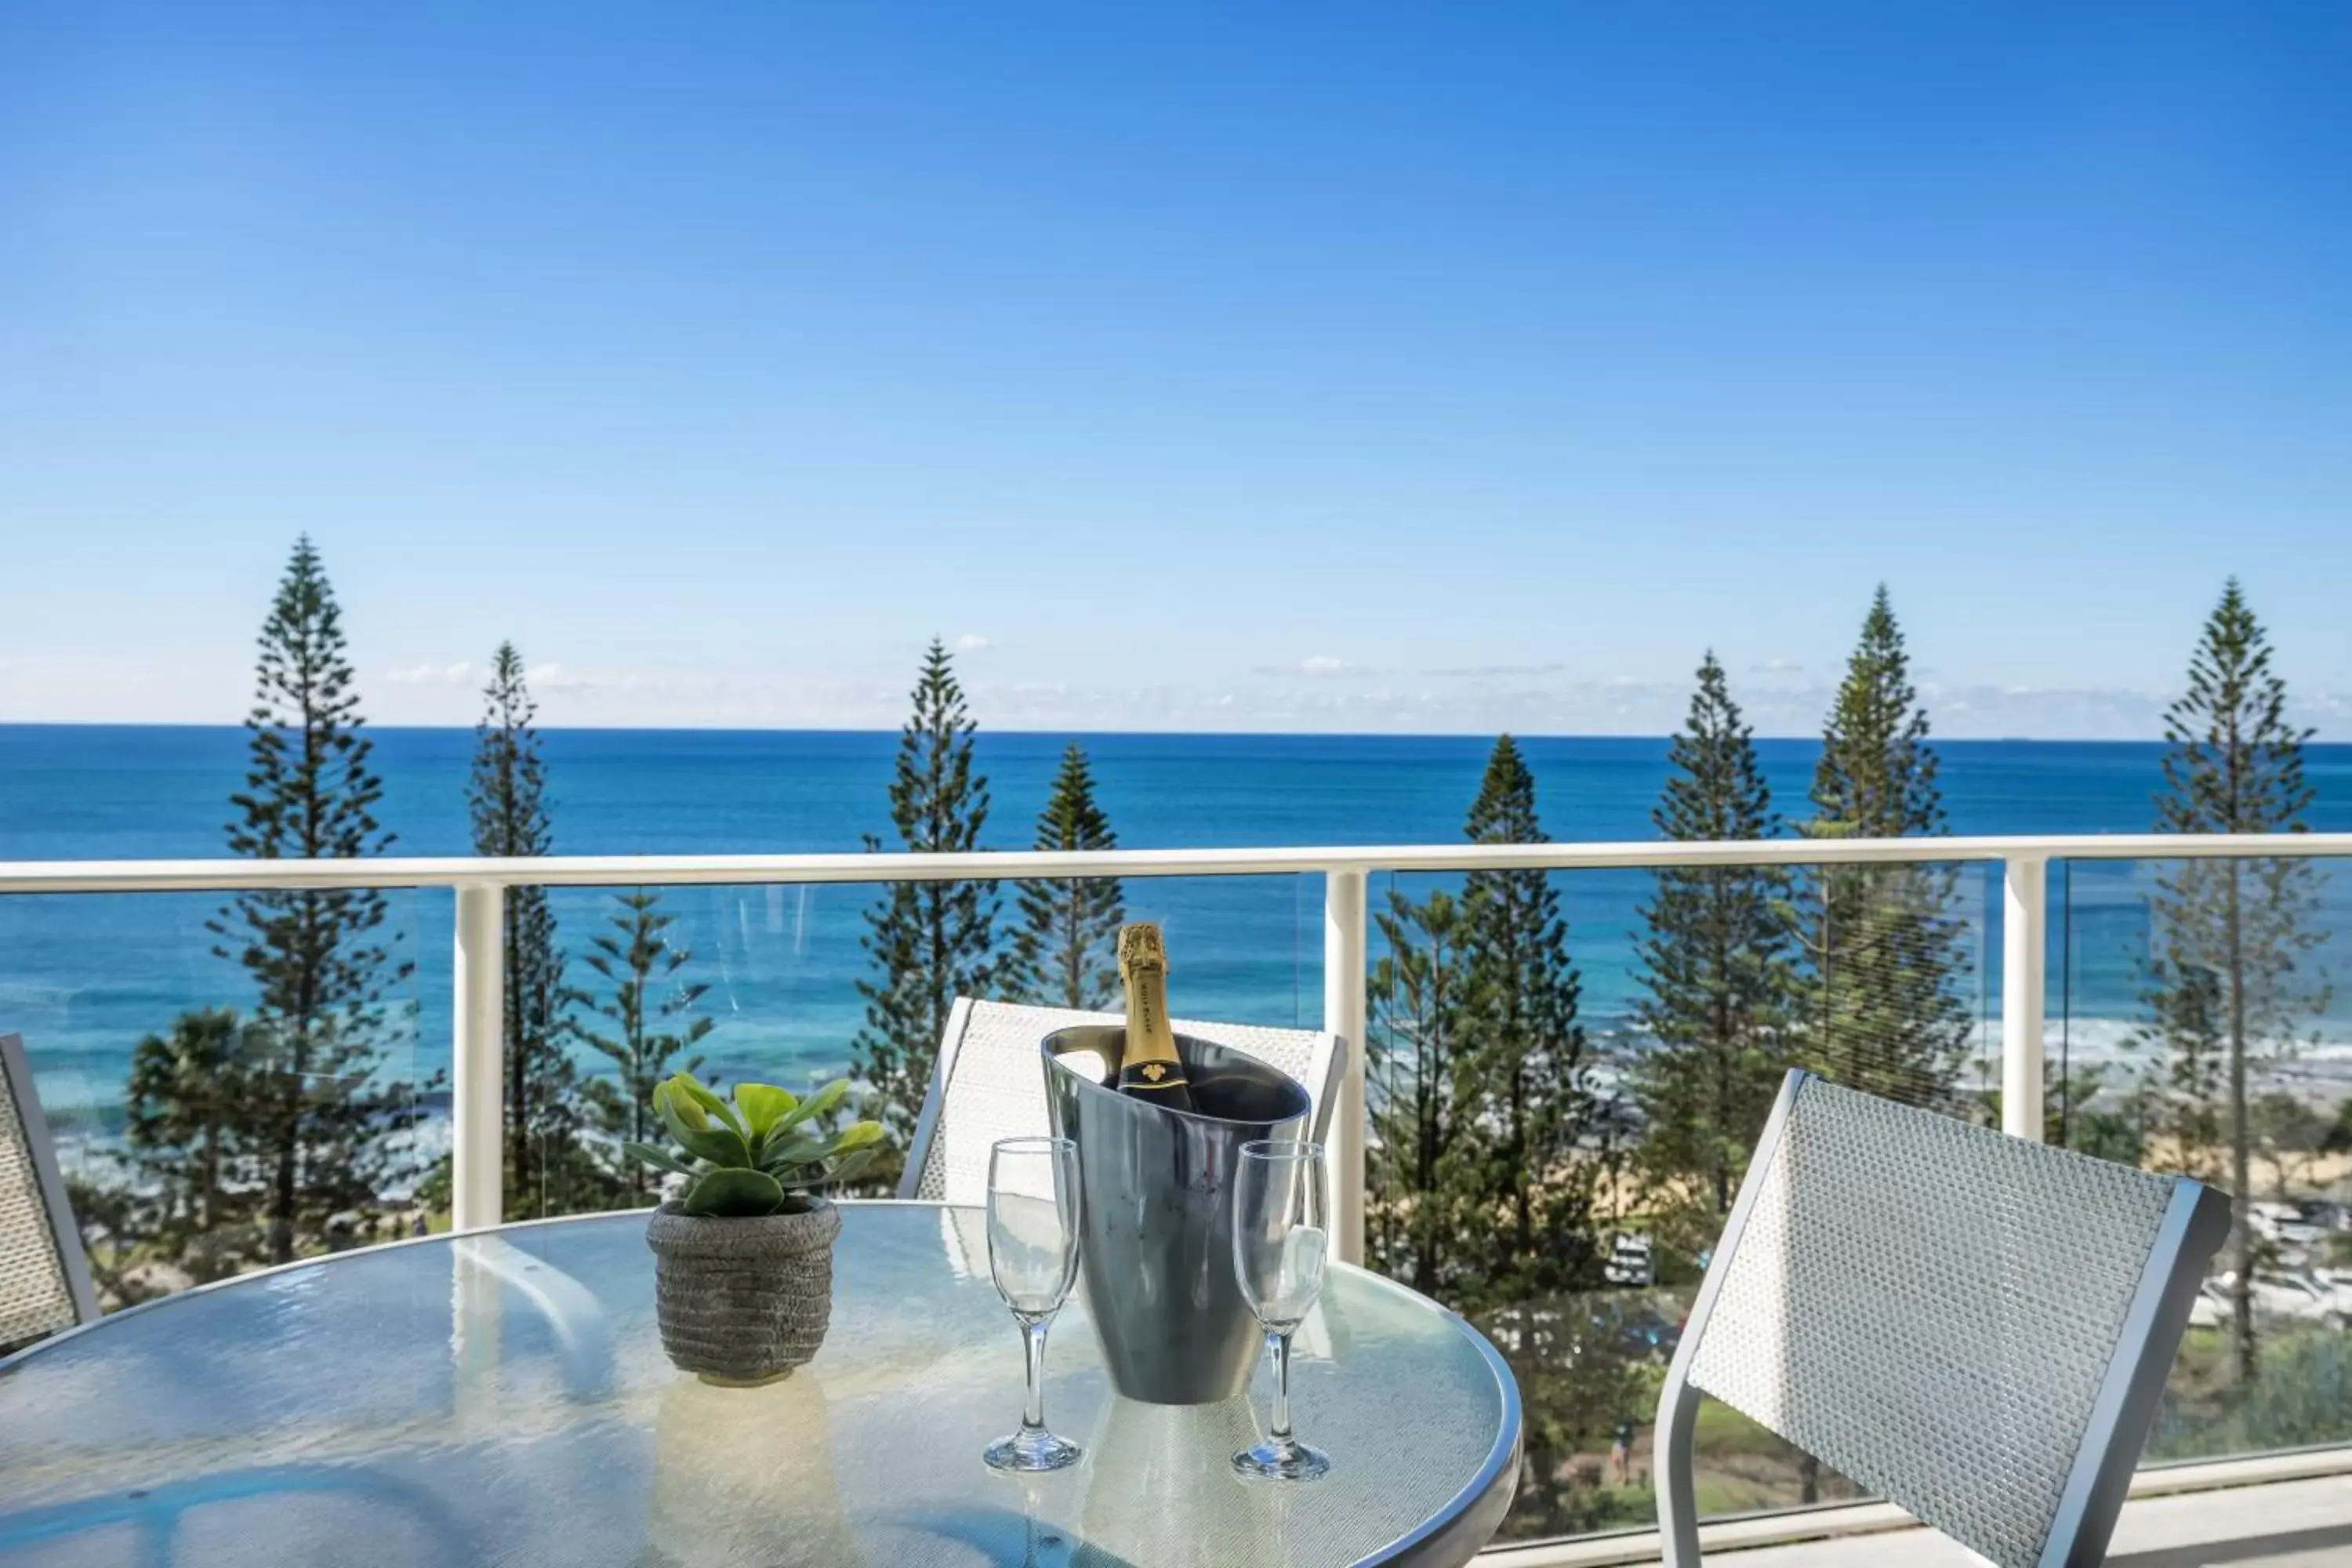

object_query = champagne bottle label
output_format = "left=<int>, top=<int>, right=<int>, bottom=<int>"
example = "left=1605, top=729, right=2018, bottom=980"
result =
left=1116, top=922, right=1196, bottom=1111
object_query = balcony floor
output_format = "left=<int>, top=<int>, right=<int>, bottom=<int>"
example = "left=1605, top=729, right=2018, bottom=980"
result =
left=1713, top=1475, right=2352, bottom=1567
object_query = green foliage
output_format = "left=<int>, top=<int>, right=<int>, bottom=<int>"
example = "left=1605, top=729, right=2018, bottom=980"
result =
left=2327, top=1094, right=2352, bottom=1157
left=2140, top=579, right=2332, bottom=1385
left=1454, top=735, right=1607, bottom=1306
left=625, top=1073, right=882, bottom=1216
left=2226, top=1331, right=2352, bottom=1453
left=1367, top=887, right=1477, bottom=1298
left=73, top=1007, right=270, bottom=1295
left=2045, top=1065, right=2149, bottom=1166
left=579, top=889, right=713, bottom=1200
left=204, top=536, right=427, bottom=1265
left=61, top=1174, right=168, bottom=1316
left=852, top=639, right=999, bottom=1181
left=1003, top=742, right=1124, bottom=1011
left=2151, top=1327, right=2352, bottom=1460
left=468, top=644, right=609, bottom=1219
left=1791, top=586, right=1972, bottom=1106
left=1367, top=740, right=1610, bottom=1314
left=1631, top=654, right=1798, bottom=1227
left=1476, top=1292, right=1662, bottom=1539
left=114, top=1008, right=266, bottom=1283
left=2249, top=1091, right=2329, bottom=1202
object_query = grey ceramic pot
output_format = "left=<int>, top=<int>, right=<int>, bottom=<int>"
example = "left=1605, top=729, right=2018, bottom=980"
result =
left=645, top=1198, right=841, bottom=1385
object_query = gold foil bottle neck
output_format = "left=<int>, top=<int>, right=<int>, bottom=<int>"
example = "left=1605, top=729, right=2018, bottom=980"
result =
left=1117, top=921, right=1167, bottom=978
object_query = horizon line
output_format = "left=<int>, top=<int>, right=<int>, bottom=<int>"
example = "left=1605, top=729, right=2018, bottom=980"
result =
left=0, top=718, right=2305, bottom=747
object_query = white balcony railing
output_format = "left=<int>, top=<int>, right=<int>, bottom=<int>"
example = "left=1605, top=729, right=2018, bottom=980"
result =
left=6, top=832, right=2350, bottom=1246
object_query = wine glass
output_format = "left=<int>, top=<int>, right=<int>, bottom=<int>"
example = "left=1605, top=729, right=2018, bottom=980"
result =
left=984, top=1135, right=1084, bottom=1472
left=1230, top=1138, right=1332, bottom=1481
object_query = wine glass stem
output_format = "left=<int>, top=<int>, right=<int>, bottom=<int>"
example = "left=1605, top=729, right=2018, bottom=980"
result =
left=1269, top=1329, right=1296, bottom=1444
left=1021, top=1317, right=1051, bottom=1431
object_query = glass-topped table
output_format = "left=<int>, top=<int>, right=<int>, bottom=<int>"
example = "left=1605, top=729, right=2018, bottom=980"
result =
left=0, top=1202, right=1520, bottom=1566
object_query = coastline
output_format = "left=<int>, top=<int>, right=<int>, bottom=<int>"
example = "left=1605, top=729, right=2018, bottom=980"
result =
left=9, top=725, right=2352, bottom=1135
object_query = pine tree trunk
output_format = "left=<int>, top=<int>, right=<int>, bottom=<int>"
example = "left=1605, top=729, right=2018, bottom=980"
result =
left=506, top=895, right=528, bottom=1215
left=271, top=1038, right=300, bottom=1264
left=200, top=1126, right=219, bottom=1233
left=1418, top=1025, right=1439, bottom=1294
left=1713, top=989, right=1733, bottom=1215
left=2227, top=860, right=2256, bottom=1385
left=1711, top=880, right=1734, bottom=1214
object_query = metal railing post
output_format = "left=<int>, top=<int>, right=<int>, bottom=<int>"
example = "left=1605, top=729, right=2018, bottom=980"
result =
left=1323, top=867, right=1369, bottom=1265
left=2002, top=855, right=2048, bottom=1143
left=452, top=882, right=506, bottom=1231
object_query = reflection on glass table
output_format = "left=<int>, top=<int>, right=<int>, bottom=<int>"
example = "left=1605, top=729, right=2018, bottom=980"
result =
left=0, top=1202, right=1520, bottom=1568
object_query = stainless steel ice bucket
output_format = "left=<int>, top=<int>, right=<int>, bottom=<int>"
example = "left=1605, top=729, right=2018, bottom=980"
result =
left=1041, top=1025, right=1312, bottom=1406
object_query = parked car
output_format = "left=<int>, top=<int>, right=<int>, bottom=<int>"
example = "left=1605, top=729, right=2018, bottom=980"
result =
left=2294, top=1199, right=2350, bottom=1235
left=1603, top=1232, right=1655, bottom=1287
left=2285, top=1269, right=2352, bottom=1320
left=2210, top=1271, right=2347, bottom=1325
left=2248, top=1201, right=2325, bottom=1251
left=2187, top=1280, right=2230, bottom=1330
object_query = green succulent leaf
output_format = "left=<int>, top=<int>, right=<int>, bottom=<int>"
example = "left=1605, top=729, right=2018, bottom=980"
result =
left=757, top=1134, right=831, bottom=1173
left=652, top=1077, right=706, bottom=1132
left=776, top=1145, right=880, bottom=1189
left=670, top=1074, right=746, bottom=1138
left=733, top=1083, right=797, bottom=1137
left=684, top=1167, right=786, bottom=1218
left=826, top=1147, right=880, bottom=1186
left=658, top=1094, right=752, bottom=1167
left=771, top=1077, right=851, bottom=1135
left=677, top=1123, right=753, bottom=1168
left=824, top=1120, right=885, bottom=1157
left=622, top=1141, right=695, bottom=1177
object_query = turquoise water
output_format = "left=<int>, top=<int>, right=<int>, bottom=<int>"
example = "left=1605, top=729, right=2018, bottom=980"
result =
left=4, top=724, right=2350, bottom=1123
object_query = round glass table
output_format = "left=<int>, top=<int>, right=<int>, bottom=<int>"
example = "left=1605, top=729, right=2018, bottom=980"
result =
left=0, top=1202, right=1520, bottom=1566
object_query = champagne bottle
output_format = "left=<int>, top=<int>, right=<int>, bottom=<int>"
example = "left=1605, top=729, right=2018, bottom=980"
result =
left=1115, top=921, right=1197, bottom=1112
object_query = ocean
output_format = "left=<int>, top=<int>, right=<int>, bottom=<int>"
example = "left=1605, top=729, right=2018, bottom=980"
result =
left=5, top=724, right=2351, bottom=1127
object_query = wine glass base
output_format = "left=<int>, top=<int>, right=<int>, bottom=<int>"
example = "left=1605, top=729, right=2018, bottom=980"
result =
left=1232, top=1439, right=1331, bottom=1482
left=985, top=1427, right=1083, bottom=1473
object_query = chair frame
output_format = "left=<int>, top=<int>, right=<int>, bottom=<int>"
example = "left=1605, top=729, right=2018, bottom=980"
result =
left=1655, top=1069, right=2231, bottom=1568
left=2, top=1033, right=100, bottom=1333
left=897, top=997, right=1346, bottom=1202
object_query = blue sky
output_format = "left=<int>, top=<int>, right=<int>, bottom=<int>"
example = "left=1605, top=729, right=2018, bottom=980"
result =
left=2, top=3, right=2347, bottom=736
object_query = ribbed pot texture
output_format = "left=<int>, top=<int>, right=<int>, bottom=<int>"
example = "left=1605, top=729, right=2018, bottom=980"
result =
left=645, top=1199, right=841, bottom=1383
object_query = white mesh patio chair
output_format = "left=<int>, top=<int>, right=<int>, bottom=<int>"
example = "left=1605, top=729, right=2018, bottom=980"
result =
left=1657, top=1069, right=2231, bottom=1568
left=2, top=1033, right=99, bottom=1352
left=898, top=998, right=1346, bottom=1207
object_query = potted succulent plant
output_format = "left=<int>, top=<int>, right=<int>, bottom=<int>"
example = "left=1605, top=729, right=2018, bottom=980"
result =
left=629, top=1071, right=884, bottom=1385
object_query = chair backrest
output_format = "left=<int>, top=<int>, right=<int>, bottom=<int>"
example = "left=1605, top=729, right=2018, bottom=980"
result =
left=1, top=1034, right=99, bottom=1351
left=898, top=998, right=1345, bottom=1206
left=1656, top=1069, right=2230, bottom=1568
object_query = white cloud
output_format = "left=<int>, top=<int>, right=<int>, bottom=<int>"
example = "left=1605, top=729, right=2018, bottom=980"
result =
left=9, top=641, right=2350, bottom=740
left=387, top=661, right=473, bottom=685
left=956, top=633, right=992, bottom=652
left=1425, top=662, right=1568, bottom=679
left=1252, top=655, right=1365, bottom=679
left=515, top=662, right=666, bottom=694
